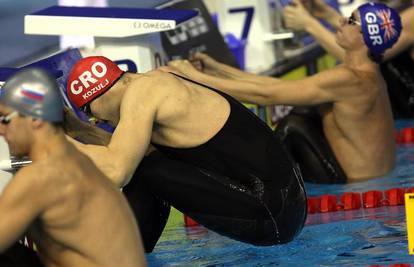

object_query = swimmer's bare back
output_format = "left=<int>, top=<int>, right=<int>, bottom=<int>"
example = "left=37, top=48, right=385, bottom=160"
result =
left=1, top=143, right=146, bottom=267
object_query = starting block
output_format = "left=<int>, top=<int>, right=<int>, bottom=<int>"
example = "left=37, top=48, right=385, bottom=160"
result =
left=25, top=5, right=198, bottom=73
left=216, top=0, right=294, bottom=72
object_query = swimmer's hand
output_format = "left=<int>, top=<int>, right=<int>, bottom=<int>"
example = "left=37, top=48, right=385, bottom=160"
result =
left=63, top=107, right=111, bottom=146
left=168, top=53, right=231, bottom=79
left=190, top=53, right=229, bottom=77
left=310, top=0, right=341, bottom=28
left=168, top=59, right=201, bottom=78
left=284, top=0, right=315, bottom=31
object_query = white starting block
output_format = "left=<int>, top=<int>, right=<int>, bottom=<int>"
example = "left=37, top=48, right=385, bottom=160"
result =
left=25, top=6, right=198, bottom=73
left=216, top=0, right=293, bottom=73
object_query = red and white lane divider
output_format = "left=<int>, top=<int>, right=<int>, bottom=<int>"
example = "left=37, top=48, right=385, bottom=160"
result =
left=369, top=264, right=412, bottom=267
left=307, top=187, right=414, bottom=214
left=396, top=127, right=414, bottom=143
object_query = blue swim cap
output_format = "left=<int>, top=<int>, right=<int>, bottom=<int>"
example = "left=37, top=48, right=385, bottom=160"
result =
left=358, top=2, right=402, bottom=56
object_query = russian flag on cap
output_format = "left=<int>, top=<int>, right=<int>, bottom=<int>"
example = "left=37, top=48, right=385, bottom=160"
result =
left=21, top=85, right=45, bottom=102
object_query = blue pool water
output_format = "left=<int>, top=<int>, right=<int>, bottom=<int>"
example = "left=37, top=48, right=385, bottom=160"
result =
left=148, top=120, right=414, bottom=267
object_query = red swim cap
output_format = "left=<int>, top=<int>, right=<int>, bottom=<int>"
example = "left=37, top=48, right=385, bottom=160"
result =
left=67, top=56, right=124, bottom=108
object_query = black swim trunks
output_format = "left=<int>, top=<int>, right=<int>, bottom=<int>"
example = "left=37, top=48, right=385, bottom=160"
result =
left=274, top=107, right=347, bottom=184
left=380, top=48, right=414, bottom=118
left=0, top=243, right=44, bottom=267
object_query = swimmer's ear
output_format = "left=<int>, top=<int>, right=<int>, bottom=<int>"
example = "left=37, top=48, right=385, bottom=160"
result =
left=31, top=118, right=44, bottom=129
left=359, top=33, right=365, bottom=44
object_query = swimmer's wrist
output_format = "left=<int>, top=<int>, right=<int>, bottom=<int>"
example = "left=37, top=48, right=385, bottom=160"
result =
left=304, top=18, right=320, bottom=33
left=325, top=9, right=341, bottom=28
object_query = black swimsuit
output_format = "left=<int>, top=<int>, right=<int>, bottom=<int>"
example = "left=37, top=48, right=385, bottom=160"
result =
left=274, top=107, right=348, bottom=184
left=123, top=74, right=307, bottom=252
left=380, top=48, right=414, bottom=118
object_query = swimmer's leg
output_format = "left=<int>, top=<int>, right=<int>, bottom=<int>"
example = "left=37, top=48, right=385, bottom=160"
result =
left=134, top=151, right=307, bottom=246
left=275, top=110, right=347, bottom=184
left=123, top=170, right=170, bottom=253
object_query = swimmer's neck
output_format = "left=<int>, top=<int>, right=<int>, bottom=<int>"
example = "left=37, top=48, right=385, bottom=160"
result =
left=29, top=129, right=69, bottom=162
left=115, top=72, right=137, bottom=91
left=103, top=72, right=137, bottom=100
left=343, top=50, right=379, bottom=71
left=93, top=73, right=137, bottom=125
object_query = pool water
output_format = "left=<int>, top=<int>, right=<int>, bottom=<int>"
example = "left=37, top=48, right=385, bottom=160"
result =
left=147, top=120, right=414, bottom=266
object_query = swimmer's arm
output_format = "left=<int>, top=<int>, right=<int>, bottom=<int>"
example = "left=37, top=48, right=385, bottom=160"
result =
left=169, top=54, right=280, bottom=85
left=172, top=70, right=276, bottom=104
left=168, top=67, right=282, bottom=104
left=197, top=59, right=278, bottom=84
left=168, top=67, right=299, bottom=105
left=67, top=118, right=153, bottom=187
left=262, top=68, right=357, bottom=105
left=0, top=169, right=47, bottom=252
left=211, top=63, right=276, bottom=83
left=68, top=87, right=156, bottom=187
left=168, top=59, right=292, bottom=103
left=302, top=18, right=345, bottom=62
left=64, top=107, right=111, bottom=146
left=196, top=67, right=352, bottom=106
left=283, top=0, right=343, bottom=61
left=384, top=7, right=414, bottom=60
left=307, top=0, right=342, bottom=30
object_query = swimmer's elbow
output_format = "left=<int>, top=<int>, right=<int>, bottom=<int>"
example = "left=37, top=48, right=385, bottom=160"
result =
left=110, top=167, right=135, bottom=188
left=105, top=166, right=127, bottom=187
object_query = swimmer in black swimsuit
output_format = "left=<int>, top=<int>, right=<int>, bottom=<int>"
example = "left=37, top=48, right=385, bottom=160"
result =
left=64, top=56, right=307, bottom=252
